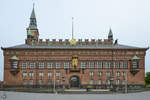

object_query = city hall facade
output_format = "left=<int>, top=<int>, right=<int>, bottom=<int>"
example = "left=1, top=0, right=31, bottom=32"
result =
left=1, top=7, right=148, bottom=89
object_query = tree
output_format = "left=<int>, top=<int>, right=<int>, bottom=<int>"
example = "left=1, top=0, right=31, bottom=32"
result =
left=145, top=72, right=150, bottom=84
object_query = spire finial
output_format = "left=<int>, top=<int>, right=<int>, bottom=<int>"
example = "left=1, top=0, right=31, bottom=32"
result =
left=33, top=2, right=35, bottom=9
left=72, top=17, right=74, bottom=39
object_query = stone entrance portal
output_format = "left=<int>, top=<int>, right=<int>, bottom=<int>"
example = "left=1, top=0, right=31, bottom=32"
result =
left=69, top=75, right=80, bottom=88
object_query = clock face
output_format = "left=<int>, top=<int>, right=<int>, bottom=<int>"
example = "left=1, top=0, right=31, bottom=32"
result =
left=28, top=30, right=36, bottom=36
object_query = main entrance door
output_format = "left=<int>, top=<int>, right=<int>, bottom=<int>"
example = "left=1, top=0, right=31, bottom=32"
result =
left=70, top=75, right=80, bottom=88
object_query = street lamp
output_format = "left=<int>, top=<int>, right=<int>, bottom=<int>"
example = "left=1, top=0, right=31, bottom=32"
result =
left=110, top=75, right=114, bottom=91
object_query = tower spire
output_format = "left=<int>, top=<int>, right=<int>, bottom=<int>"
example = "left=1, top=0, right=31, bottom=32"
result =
left=108, top=27, right=113, bottom=42
left=26, top=3, right=39, bottom=44
left=28, top=3, right=37, bottom=29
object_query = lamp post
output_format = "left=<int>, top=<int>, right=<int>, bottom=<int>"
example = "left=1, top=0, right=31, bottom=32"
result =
left=110, top=75, right=114, bottom=91
left=125, top=71, right=128, bottom=93
left=53, top=69, right=56, bottom=93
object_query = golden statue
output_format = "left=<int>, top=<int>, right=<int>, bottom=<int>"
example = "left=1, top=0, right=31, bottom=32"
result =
left=70, top=38, right=76, bottom=46
left=72, top=56, right=78, bottom=68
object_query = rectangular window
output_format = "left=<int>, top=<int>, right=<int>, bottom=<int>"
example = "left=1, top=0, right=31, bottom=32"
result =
left=114, top=61, right=120, bottom=69
left=106, top=61, right=111, bottom=69
left=56, top=80, right=60, bottom=85
left=48, top=72, right=52, bottom=78
left=122, top=80, right=126, bottom=85
left=89, top=80, right=94, bottom=85
left=98, top=72, right=102, bottom=77
left=39, top=72, right=44, bottom=78
left=132, top=61, right=139, bottom=68
left=30, top=62, right=35, bottom=69
left=116, top=80, right=120, bottom=85
left=29, top=72, right=34, bottom=78
left=22, top=61, right=27, bottom=69
left=29, top=80, right=33, bottom=85
left=48, top=80, right=52, bottom=85
left=23, top=80, right=27, bottom=85
left=97, top=61, right=103, bottom=69
left=90, top=72, right=94, bottom=77
left=56, top=72, right=60, bottom=78
left=47, top=62, right=53, bottom=69
left=23, top=72, right=27, bottom=78
left=39, top=80, right=43, bottom=85
left=81, top=62, right=86, bottom=69
left=98, top=80, right=102, bottom=85
left=122, top=72, right=126, bottom=77
left=64, top=62, right=70, bottom=69
left=39, top=62, right=44, bottom=69
left=116, top=72, right=120, bottom=77
left=89, top=61, right=94, bottom=68
left=106, top=80, right=110, bottom=85
left=123, top=61, right=128, bottom=69
left=106, top=72, right=111, bottom=78
left=56, top=62, right=61, bottom=69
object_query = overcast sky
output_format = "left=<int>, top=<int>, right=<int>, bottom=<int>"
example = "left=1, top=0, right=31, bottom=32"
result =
left=0, top=0, right=150, bottom=81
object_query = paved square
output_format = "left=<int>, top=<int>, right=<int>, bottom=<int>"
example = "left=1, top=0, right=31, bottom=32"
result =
left=0, top=91, right=150, bottom=100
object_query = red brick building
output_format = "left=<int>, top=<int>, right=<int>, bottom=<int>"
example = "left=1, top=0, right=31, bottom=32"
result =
left=1, top=7, right=148, bottom=89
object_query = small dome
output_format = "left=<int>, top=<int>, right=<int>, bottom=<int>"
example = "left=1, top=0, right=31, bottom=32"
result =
left=131, top=55, right=140, bottom=60
left=10, top=56, right=19, bottom=60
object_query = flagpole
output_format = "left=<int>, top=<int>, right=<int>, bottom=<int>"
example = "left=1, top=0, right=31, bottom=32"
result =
left=72, top=17, right=74, bottom=39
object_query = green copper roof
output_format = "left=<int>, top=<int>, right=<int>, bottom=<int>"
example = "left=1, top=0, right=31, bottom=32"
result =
left=30, top=8, right=36, bottom=19
left=132, top=55, right=140, bottom=60
left=10, top=56, right=19, bottom=60
left=28, top=7, right=37, bottom=29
